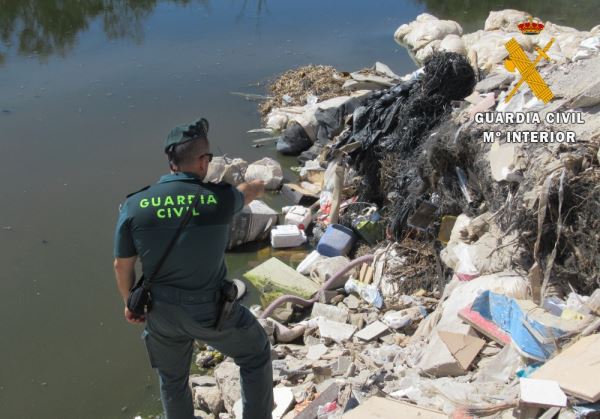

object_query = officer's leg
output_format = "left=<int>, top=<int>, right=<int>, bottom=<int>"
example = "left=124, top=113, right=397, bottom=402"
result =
left=201, top=304, right=273, bottom=419
left=143, top=314, right=195, bottom=419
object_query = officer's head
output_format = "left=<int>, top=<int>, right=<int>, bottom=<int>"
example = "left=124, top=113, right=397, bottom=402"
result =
left=164, top=118, right=213, bottom=179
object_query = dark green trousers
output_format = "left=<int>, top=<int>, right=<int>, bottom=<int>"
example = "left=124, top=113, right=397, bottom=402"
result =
left=143, top=300, right=273, bottom=419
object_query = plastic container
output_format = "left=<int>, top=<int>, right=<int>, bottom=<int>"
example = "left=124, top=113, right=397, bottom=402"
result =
left=296, top=250, right=328, bottom=275
left=270, top=225, right=307, bottom=248
left=316, top=224, right=355, bottom=257
left=438, top=215, right=457, bottom=244
left=355, top=220, right=383, bottom=245
left=283, top=205, right=312, bottom=229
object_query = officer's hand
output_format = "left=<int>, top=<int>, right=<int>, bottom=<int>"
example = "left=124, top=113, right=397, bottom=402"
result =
left=250, top=180, right=266, bottom=198
left=239, top=180, right=265, bottom=205
left=124, top=306, right=146, bottom=324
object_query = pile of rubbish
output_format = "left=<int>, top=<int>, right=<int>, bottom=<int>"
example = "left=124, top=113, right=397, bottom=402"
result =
left=192, top=9, right=600, bottom=419
left=259, top=65, right=349, bottom=117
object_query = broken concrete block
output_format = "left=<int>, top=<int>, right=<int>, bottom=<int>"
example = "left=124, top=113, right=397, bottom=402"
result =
left=349, top=313, right=366, bottom=329
left=349, top=369, right=372, bottom=387
left=244, top=257, right=320, bottom=305
left=342, top=396, right=446, bottom=418
left=438, top=331, right=485, bottom=370
left=475, top=72, right=514, bottom=92
left=374, top=61, right=400, bottom=79
left=318, top=318, right=356, bottom=343
left=354, top=321, right=389, bottom=342
left=306, top=343, right=328, bottom=361
left=193, top=384, right=224, bottom=416
left=334, top=356, right=352, bottom=376
left=213, top=361, right=240, bottom=413
left=344, top=294, right=360, bottom=310
left=568, top=80, right=600, bottom=108
left=349, top=71, right=395, bottom=86
left=273, top=387, right=294, bottom=419
left=311, top=302, right=349, bottom=323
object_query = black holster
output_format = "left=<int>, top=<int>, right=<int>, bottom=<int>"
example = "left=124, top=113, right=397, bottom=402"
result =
left=216, top=280, right=238, bottom=331
left=127, top=275, right=152, bottom=317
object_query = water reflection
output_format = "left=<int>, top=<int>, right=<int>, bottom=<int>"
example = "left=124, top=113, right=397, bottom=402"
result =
left=235, top=0, right=270, bottom=27
left=417, top=0, right=599, bottom=31
left=0, top=0, right=274, bottom=65
left=0, top=0, right=215, bottom=63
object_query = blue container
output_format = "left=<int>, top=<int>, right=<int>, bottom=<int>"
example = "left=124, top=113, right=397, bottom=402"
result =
left=317, top=224, right=356, bottom=257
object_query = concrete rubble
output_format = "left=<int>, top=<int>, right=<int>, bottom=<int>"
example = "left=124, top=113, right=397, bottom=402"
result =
left=191, top=9, right=600, bottom=419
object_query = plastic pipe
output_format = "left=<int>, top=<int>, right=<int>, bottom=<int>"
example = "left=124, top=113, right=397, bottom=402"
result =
left=260, top=254, right=374, bottom=319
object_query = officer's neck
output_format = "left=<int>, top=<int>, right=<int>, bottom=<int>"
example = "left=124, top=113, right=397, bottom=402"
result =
left=171, top=168, right=206, bottom=180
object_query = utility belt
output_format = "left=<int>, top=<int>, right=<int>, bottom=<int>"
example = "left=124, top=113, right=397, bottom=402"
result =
left=150, top=281, right=239, bottom=331
left=151, top=285, right=220, bottom=305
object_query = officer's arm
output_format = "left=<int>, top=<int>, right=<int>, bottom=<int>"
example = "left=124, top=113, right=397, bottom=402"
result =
left=114, top=256, right=137, bottom=303
left=237, top=180, right=265, bottom=206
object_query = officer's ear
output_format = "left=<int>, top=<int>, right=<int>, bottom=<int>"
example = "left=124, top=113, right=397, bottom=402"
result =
left=166, top=149, right=178, bottom=172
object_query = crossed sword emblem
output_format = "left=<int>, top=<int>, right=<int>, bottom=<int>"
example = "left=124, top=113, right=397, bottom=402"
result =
left=504, top=37, right=555, bottom=103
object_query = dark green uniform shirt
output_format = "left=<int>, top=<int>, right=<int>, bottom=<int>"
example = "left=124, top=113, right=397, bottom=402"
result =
left=114, top=172, right=244, bottom=292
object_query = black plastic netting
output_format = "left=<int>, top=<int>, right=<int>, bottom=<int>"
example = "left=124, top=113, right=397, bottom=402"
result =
left=335, top=52, right=476, bottom=239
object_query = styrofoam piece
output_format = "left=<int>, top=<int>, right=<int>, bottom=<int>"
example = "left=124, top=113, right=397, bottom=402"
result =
left=283, top=205, right=312, bottom=229
left=270, top=225, right=307, bottom=248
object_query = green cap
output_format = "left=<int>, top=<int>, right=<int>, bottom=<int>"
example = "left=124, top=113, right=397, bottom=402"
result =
left=164, top=118, right=209, bottom=153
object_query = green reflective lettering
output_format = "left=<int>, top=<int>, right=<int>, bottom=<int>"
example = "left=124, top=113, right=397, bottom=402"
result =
left=177, top=195, right=185, bottom=205
left=207, top=195, right=217, bottom=205
left=164, top=196, right=174, bottom=206
left=193, top=207, right=200, bottom=216
left=173, top=207, right=183, bottom=217
left=157, top=209, right=165, bottom=219
left=188, top=194, right=195, bottom=204
left=151, top=197, right=161, bottom=207
left=140, top=199, right=149, bottom=208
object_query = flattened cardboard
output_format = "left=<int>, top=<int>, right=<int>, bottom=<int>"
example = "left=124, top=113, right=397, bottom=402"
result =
left=355, top=321, right=389, bottom=342
left=533, top=334, right=600, bottom=402
left=438, top=331, right=486, bottom=370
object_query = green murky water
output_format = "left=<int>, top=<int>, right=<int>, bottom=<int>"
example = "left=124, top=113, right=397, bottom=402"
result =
left=0, top=1, right=596, bottom=418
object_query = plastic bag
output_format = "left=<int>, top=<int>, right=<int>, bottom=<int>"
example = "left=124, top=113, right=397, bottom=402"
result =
left=383, top=307, right=422, bottom=329
left=319, top=157, right=344, bottom=224
left=345, top=278, right=383, bottom=309
left=317, top=401, right=342, bottom=419
left=453, top=242, right=480, bottom=281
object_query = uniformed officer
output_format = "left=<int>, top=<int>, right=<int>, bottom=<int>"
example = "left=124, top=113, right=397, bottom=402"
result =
left=113, top=118, right=274, bottom=419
